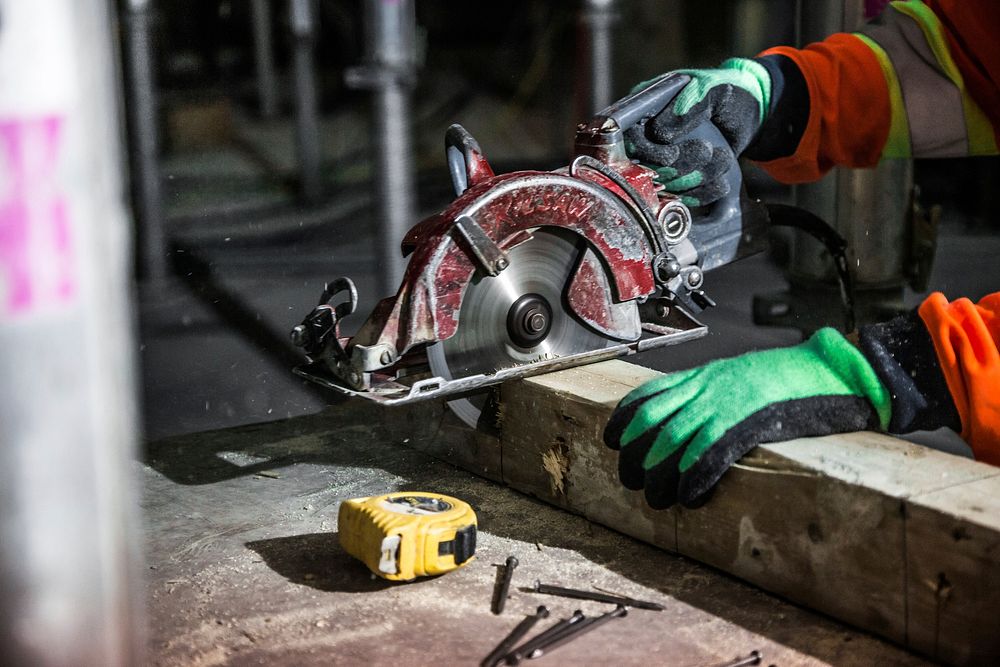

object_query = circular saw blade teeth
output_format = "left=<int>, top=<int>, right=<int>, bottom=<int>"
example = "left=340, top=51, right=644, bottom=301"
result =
left=427, top=227, right=618, bottom=428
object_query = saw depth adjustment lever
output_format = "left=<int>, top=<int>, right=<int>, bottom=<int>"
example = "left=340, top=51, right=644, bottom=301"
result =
left=290, top=277, right=358, bottom=361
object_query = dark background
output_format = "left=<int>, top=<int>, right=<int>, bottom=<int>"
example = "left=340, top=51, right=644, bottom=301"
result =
left=132, top=0, right=999, bottom=443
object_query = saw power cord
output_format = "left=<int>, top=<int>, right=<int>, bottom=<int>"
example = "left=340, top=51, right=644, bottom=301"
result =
left=764, top=203, right=857, bottom=334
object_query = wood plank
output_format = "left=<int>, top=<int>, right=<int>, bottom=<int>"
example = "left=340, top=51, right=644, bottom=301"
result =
left=495, top=359, right=1000, bottom=665
left=399, top=400, right=504, bottom=483
left=499, top=361, right=676, bottom=548
left=905, top=474, right=1000, bottom=663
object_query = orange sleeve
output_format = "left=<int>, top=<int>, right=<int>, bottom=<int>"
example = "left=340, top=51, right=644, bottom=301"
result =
left=753, top=34, right=892, bottom=184
left=918, top=291, right=1000, bottom=465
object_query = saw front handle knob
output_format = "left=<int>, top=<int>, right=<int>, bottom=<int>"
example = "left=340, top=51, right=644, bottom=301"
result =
left=290, top=277, right=358, bottom=360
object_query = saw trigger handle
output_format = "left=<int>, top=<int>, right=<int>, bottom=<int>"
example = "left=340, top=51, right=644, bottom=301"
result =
left=625, top=74, right=747, bottom=264
left=584, top=72, right=761, bottom=271
left=681, top=118, right=745, bottom=237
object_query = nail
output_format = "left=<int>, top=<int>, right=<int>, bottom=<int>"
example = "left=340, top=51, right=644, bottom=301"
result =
left=502, top=610, right=585, bottom=665
left=491, top=556, right=519, bottom=615
left=480, top=605, right=549, bottom=667
left=713, top=651, right=762, bottom=667
left=528, top=604, right=627, bottom=659
left=533, top=580, right=664, bottom=611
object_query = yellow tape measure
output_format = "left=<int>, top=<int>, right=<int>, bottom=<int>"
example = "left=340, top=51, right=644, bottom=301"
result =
left=338, top=492, right=477, bottom=581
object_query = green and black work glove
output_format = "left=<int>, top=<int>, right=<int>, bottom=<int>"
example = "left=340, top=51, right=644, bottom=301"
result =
left=624, top=55, right=809, bottom=207
left=603, top=313, right=961, bottom=509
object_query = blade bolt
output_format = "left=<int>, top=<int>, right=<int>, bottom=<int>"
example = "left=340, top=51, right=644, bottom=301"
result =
left=379, top=350, right=392, bottom=365
left=507, top=294, right=552, bottom=348
left=491, top=555, right=519, bottom=615
left=496, top=257, right=509, bottom=271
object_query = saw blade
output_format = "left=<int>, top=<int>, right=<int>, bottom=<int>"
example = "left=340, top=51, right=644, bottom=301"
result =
left=427, top=227, right=617, bottom=428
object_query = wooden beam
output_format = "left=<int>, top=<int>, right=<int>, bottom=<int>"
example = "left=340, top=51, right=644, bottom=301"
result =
left=493, top=359, right=1000, bottom=666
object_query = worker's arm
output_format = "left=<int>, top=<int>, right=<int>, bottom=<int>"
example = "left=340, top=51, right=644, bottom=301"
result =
left=757, top=0, right=1000, bottom=183
left=918, top=292, right=1000, bottom=465
left=625, top=1, right=1000, bottom=195
left=604, top=290, right=1000, bottom=509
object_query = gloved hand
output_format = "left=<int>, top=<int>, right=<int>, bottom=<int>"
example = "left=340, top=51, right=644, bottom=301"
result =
left=603, top=316, right=961, bottom=509
left=624, top=55, right=808, bottom=206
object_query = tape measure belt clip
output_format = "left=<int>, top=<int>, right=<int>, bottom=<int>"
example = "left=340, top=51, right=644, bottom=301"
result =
left=437, top=524, right=477, bottom=565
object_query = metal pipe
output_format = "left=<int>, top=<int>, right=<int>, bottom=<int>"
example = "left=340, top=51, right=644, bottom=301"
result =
left=250, top=0, right=279, bottom=118
left=754, top=0, right=916, bottom=334
left=290, top=0, right=323, bottom=202
left=371, top=83, right=416, bottom=297
left=791, top=0, right=911, bottom=290
left=347, top=0, right=418, bottom=299
left=791, top=161, right=913, bottom=288
left=580, top=0, right=619, bottom=116
left=0, top=0, right=143, bottom=664
left=123, top=0, right=167, bottom=280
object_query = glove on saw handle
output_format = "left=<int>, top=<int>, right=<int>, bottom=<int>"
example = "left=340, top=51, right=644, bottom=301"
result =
left=586, top=73, right=761, bottom=272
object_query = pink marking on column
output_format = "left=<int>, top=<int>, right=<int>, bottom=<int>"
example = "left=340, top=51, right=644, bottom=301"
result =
left=0, top=115, right=75, bottom=317
left=0, top=121, right=31, bottom=311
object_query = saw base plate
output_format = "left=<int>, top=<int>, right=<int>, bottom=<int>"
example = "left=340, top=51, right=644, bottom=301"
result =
left=293, top=320, right=707, bottom=407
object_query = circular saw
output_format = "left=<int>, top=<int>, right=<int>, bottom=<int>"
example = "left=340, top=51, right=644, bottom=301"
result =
left=289, top=73, right=772, bottom=428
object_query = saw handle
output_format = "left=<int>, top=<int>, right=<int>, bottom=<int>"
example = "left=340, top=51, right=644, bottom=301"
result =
left=592, top=73, right=691, bottom=132
left=591, top=72, right=753, bottom=268
left=683, top=119, right=744, bottom=233
left=445, top=124, right=495, bottom=196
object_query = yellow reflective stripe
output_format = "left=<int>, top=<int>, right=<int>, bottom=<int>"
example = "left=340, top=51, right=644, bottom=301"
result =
left=890, top=2, right=959, bottom=82
left=889, top=1, right=998, bottom=155
left=964, top=101, right=1000, bottom=155
left=965, top=110, right=1000, bottom=155
left=854, top=33, right=911, bottom=158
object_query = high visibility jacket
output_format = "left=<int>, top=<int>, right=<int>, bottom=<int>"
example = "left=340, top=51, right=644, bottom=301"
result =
left=753, top=1, right=1000, bottom=463
left=756, top=0, right=999, bottom=182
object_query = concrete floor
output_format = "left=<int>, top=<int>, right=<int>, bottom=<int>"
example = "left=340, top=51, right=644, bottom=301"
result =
left=142, top=404, right=932, bottom=666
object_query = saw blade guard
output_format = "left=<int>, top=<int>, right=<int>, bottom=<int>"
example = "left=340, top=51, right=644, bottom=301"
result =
left=349, top=171, right=701, bottom=362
